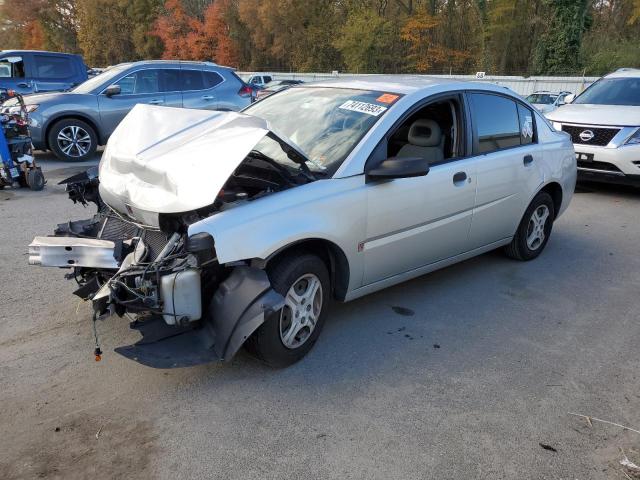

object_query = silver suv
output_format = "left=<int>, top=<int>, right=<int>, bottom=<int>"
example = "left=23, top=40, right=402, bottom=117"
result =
left=547, top=68, right=640, bottom=186
left=2, top=60, right=253, bottom=161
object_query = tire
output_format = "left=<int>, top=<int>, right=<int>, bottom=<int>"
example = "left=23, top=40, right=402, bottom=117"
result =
left=245, top=252, right=330, bottom=367
left=504, top=191, right=555, bottom=261
left=26, top=168, right=45, bottom=191
left=47, top=118, right=97, bottom=162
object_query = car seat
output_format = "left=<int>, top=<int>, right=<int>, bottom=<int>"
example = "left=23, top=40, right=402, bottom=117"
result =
left=397, top=119, right=444, bottom=163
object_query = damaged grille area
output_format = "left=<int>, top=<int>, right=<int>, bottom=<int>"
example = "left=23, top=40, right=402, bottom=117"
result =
left=142, top=229, right=171, bottom=261
left=99, top=215, right=139, bottom=242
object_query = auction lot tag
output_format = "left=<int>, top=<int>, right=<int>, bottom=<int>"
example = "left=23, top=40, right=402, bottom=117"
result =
left=339, top=100, right=387, bottom=116
left=376, top=93, right=399, bottom=104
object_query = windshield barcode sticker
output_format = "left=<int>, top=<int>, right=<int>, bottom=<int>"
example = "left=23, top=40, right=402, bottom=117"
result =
left=339, top=100, right=387, bottom=116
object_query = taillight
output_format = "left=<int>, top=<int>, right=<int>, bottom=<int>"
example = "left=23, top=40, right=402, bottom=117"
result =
left=238, top=85, right=252, bottom=97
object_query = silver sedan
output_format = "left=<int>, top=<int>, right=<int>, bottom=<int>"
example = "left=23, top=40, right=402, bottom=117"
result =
left=30, top=76, right=576, bottom=368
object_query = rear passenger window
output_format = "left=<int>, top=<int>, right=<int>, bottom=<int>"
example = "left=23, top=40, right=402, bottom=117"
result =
left=180, top=70, right=204, bottom=91
left=517, top=103, right=535, bottom=145
left=203, top=71, right=223, bottom=89
left=34, top=55, right=73, bottom=79
left=161, top=69, right=180, bottom=92
left=470, top=93, right=521, bottom=154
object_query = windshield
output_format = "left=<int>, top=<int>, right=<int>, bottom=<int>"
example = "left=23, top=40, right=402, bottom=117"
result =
left=574, top=78, right=640, bottom=106
left=244, top=87, right=399, bottom=173
left=526, top=93, right=556, bottom=105
left=72, top=65, right=128, bottom=94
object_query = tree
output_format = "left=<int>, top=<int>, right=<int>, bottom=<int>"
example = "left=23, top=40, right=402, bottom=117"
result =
left=77, top=0, right=134, bottom=66
left=533, top=0, right=591, bottom=74
left=154, top=0, right=198, bottom=59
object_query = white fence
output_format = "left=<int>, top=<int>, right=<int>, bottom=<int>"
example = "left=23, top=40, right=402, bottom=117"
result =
left=239, top=71, right=600, bottom=96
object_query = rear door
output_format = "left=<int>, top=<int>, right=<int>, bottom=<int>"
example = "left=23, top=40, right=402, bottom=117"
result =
left=97, top=68, right=167, bottom=136
left=466, top=92, right=544, bottom=249
left=31, top=53, right=78, bottom=92
left=0, top=53, right=33, bottom=94
left=180, top=69, right=223, bottom=110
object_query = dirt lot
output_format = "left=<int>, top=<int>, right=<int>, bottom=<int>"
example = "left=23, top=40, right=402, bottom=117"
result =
left=1, top=154, right=639, bottom=479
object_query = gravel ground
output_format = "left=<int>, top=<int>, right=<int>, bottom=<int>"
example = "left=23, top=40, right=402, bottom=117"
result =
left=1, top=154, right=639, bottom=480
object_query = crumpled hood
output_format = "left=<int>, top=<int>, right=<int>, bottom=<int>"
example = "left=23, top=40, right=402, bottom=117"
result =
left=546, top=103, right=640, bottom=127
left=99, top=104, right=272, bottom=216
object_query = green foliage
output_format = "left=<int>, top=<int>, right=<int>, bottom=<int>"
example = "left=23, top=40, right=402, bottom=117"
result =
left=4, top=0, right=640, bottom=74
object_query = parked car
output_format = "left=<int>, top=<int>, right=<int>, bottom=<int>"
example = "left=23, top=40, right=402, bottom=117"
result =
left=256, top=79, right=304, bottom=100
left=29, top=77, right=576, bottom=368
left=546, top=68, right=640, bottom=186
left=0, top=50, right=88, bottom=95
left=525, top=90, right=572, bottom=113
left=2, top=60, right=253, bottom=161
left=243, top=73, right=273, bottom=89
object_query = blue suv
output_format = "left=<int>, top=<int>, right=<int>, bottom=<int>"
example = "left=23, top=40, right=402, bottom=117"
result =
left=0, top=50, right=88, bottom=95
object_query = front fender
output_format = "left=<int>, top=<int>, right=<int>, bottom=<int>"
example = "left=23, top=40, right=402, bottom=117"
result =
left=188, top=176, right=366, bottom=291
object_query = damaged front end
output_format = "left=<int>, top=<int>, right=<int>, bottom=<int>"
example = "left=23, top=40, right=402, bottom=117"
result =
left=28, top=105, right=323, bottom=368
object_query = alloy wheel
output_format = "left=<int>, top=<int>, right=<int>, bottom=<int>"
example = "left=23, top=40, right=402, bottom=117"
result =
left=57, top=125, right=92, bottom=158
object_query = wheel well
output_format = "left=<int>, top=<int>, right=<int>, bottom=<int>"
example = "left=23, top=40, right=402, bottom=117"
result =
left=540, top=182, right=563, bottom=218
left=266, top=239, right=350, bottom=301
left=45, top=115, right=102, bottom=149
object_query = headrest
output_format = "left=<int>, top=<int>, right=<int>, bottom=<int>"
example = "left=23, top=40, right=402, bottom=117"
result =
left=408, top=119, right=442, bottom=147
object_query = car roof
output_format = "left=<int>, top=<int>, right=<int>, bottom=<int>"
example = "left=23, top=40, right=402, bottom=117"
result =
left=111, top=60, right=235, bottom=71
left=605, top=68, right=640, bottom=79
left=1, top=49, right=80, bottom=55
left=302, top=74, right=513, bottom=96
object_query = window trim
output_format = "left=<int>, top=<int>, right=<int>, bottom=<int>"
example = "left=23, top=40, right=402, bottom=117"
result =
left=98, top=66, right=226, bottom=96
left=364, top=91, right=472, bottom=173
left=466, top=90, right=538, bottom=156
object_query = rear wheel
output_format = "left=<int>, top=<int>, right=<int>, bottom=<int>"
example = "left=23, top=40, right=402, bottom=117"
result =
left=245, top=252, right=330, bottom=367
left=504, top=191, right=555, bottom=261
left=48, top=118, right=97, bottom=162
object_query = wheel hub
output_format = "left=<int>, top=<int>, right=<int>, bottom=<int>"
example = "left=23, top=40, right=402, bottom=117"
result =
left=526, top=205, right=550, bottom=250
left=279, top=273, right=323, bottom=349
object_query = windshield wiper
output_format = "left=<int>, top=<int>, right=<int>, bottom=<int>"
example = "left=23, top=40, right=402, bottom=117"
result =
left=265, top=131, right=316, bottom=180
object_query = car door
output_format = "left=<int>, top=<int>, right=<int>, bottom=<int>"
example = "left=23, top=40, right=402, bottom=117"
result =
left=31, top=53, right=77, bottom=93
left=97, top=68, right=167, bottom=136
left=362, top=94, right=477, bottom=285
left=466, top=92, right=544, bottom=249
left=180, top=69, right=221, bottom=110
left=159, top=68, right=182, bottom=108
left=0, top=53, right=33, bottom=94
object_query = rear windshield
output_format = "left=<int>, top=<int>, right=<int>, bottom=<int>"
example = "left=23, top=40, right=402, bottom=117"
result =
left=574, top=78, right=640, bottom=106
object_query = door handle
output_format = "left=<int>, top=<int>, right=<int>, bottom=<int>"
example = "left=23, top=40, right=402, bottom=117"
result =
left=202, top=95, right=215, bottom=100
left=453, top=171, right=468, bottom=185
left=17, top=82, right=28, bottom=88
left=148, top=99, right=164, bottom=104
left=523, top=154, right=534, bottom=166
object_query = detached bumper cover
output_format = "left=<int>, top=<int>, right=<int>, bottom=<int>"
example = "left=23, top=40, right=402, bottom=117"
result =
left=114, top=266, right=284, bottom=368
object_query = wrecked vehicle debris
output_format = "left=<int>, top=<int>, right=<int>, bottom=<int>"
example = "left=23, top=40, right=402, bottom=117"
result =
left=29, top=79, right=576, bottom=369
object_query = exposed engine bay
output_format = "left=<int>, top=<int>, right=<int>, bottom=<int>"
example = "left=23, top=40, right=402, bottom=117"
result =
left=29, top=106, right=318, bottom=368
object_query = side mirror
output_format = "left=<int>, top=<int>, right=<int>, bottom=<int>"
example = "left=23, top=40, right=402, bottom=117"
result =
left=366, top=156, right=430, bottom=181
left=561, top=94, right=575, bottom=105
left=104, top=84, right=121, bottom=97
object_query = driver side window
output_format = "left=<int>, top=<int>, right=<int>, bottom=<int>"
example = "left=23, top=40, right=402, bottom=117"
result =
left=385, top=97, right=464, bottom=165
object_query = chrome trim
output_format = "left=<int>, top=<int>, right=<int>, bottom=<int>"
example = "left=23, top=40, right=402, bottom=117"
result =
left=98, top=66, right=226, bottom=96
left=577, top=167, right=625, bottom=176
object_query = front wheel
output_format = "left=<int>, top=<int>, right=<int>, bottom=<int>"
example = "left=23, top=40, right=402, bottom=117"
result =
left=504, top=191, right=555, bottom=261
left=245, top=252, right=330, bottom=367
left=47, top=118, right=97, bottom=162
